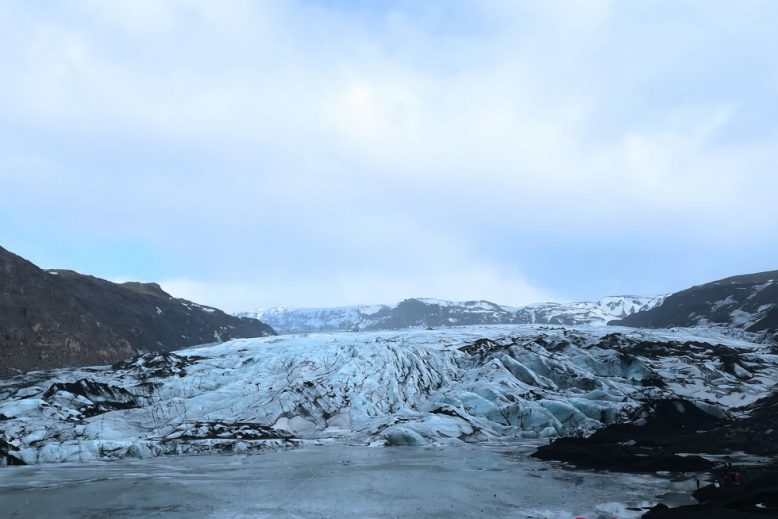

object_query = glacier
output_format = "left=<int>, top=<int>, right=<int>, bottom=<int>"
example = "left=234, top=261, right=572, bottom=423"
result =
left=1, top=325, right=776, bottom=465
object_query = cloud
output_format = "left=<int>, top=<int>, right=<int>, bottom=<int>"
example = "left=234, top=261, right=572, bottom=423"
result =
left=1, top=1, right=777, bottom=309
left=161, top=262, right=554, bottom=313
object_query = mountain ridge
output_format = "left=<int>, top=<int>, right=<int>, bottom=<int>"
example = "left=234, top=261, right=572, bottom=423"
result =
left=612, top=269, right=778, bottom=332
left=239, top=295, right=666, bottom=334
left=0, top=245, right=274, bottom=376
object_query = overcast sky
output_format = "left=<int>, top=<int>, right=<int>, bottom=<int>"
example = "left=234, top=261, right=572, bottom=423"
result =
left=2, top=1, right=777, bottom=312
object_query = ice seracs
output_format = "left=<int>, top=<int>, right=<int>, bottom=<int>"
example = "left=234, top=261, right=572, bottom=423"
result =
left=2, top=324, right=776, bottom=465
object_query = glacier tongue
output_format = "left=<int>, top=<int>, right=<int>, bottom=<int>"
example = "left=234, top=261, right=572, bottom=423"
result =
left=1, top=325, right=776, bottom=465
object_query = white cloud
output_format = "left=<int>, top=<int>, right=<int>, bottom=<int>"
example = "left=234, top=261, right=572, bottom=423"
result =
left=161, top=263, right=553, bottom=313
left=2, top=1, right=778, bottom=309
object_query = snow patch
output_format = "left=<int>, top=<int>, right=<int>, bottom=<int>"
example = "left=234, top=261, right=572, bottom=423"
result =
left=730, top=309, right=755, bottom=327
left=712, top=296, right=736, bottom=311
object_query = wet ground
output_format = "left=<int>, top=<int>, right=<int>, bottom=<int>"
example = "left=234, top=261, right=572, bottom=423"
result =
left=0, top=444, right=698, bottom=519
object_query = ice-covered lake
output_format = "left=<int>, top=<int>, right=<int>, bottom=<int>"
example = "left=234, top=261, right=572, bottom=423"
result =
left=0, top=444, right=697, bottom=518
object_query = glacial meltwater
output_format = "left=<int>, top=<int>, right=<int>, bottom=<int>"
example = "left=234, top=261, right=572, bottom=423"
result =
left=0, top=444, right=698, bottom=518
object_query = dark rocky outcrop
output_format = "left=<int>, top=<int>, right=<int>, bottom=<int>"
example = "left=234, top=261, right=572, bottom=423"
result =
left=643, top=464, right=778, bottom=517
left=165, top=421, right=294, bottom=442
left=533, top=399, right=721, bottom=473
left=533, top=393, right=778, bottom=517
left=612, top=270, right=778, bottom=332
left=535, top=392, right=778, bottom=469
left=43, top=379, right=145, bottom=417
left=112, top=351, right=204, bottom=379
left=0, top=245, right=274, bottom=377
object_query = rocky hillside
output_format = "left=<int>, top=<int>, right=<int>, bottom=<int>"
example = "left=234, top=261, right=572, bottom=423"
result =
left=0, top=246, right=274, bottom=376
left=612, top=270, right=778, bottom=332
left=241, top=295, right=665, bottom=334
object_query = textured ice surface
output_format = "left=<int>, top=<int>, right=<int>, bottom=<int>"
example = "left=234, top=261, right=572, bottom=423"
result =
left=1, top=325, right=776, bottom=465
left=0, top=445, right=699, bottom=518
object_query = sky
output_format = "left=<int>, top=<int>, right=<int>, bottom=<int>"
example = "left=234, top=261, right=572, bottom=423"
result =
left=1, top=0, right=778, bottom=312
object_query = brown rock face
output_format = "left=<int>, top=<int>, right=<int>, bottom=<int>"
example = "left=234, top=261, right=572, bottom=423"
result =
left=0, top=246, right=274, bottom=377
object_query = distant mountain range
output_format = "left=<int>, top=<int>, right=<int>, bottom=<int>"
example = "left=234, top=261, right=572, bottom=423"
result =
left=0, top=246, right=274, bottom=376
left=239, top=295, right=666, bottom=334
left=242, top=270, right=778, bottom=336
left=612, top=270, right=778, bottom=332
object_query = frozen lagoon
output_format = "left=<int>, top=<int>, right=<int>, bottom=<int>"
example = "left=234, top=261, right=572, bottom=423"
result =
left=0, top=444, right=698, bottom=519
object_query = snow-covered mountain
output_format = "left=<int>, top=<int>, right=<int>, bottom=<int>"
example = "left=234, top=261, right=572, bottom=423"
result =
left=240, top=296, right=666, bottom=334
left=614, top=270, right=778, bottom=332
left=515, top=295, right=666, bottom=326
left=2, top=324, right=775, bottom=465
